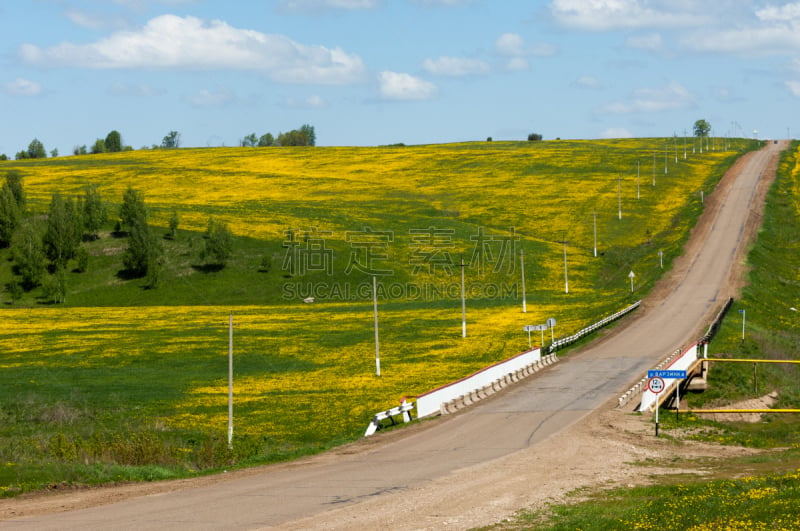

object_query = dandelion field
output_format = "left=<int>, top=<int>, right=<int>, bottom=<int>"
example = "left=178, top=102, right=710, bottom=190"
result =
left=0, top=138, right=755, bottom=494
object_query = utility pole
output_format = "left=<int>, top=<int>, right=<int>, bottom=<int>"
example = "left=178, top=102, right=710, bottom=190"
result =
left=228, top=312, right=233, bottom=450
left=373, top=275, right=381, bottom=376
left=460, top=255, right=467, bottom=338
left=563, top=240, right=569, bottom=294
left=520, top=249, right=527, bottom=313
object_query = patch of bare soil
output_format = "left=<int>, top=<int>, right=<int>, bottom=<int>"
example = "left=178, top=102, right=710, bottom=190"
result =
left=696, top=391, right=780, bottom=423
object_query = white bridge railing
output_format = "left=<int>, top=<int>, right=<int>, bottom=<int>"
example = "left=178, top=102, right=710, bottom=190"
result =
left=364, top=400, right=415, bottom=436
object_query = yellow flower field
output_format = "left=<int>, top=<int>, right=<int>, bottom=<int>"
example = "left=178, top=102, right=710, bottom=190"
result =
left=0, top=138, right=753, bottom=464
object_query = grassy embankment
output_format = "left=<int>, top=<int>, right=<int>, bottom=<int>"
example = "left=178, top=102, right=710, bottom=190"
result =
left=0, top=138, right=752, bottom=496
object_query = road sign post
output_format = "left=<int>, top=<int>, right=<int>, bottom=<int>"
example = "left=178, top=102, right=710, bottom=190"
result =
left=647, top=376, right=665, bottom=436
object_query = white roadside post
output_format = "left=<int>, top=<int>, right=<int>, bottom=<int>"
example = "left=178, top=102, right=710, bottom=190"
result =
left=523, top=325, right=534, bottom=348
left=228, top=312, right=233, bottom=450
left=460, top=255, right=467, bottom=338
left=659, top=250, right=663, bottom=269
left=520, top=249, right=527, bottom=313
left=373, top=276, right=381, bottom=376
left=629, top=270, right=635, bottom=292
left=563, top=241, right=569, bottom=294
left=547, top=317, right=556, bottom=345
left=740, top=308, right=746, bottom=342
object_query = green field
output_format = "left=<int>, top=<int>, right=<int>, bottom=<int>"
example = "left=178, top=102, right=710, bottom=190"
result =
left=0, top=138, right=757, bottom=495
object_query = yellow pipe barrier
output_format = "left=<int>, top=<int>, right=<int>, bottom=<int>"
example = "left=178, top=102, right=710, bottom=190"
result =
left=704, top=358, right=800, bottom=364
left=679, top=409, right=800, bottom=414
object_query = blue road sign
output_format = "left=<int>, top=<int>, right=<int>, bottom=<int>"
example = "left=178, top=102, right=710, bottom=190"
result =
left=648, top=369, right=687, bottom=379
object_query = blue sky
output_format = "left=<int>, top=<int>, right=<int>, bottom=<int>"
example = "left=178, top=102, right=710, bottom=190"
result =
left=2, top=0, right=799, bottom=154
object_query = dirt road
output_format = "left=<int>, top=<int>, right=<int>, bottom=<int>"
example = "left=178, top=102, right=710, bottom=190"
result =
left=2, top=141, right=785, bottom=530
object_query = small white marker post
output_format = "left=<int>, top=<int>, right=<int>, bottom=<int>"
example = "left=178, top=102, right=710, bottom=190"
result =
left=740, top=308, right=746, bottom=342
left=659, top=250, right=664, bottom=269
left=628, top=270, right=635, bottom=292
left=637, top=160, right=641, bottom=200
left=520, top=249, right=527, bottom=313
left=460, top=255, right=467, bottom=338
left=373, top=276, right=381, bottom=376
left=523, top=325, right=533, bottom=348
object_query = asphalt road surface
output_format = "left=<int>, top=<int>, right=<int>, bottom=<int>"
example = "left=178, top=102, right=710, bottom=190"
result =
left=4, top=141, right=784, bottom=530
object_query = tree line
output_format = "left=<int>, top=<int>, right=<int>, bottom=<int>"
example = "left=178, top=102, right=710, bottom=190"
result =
left=1, top=170, right=233, bottom=303
left=1, top=125, right=317, bottom=160
left=239, top=124, right=316, bottom=147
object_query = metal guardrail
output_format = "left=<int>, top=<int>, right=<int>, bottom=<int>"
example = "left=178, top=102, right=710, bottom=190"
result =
left=548, top=300, right=641, bottom=354
left=698, top=297, right=733, bottom=344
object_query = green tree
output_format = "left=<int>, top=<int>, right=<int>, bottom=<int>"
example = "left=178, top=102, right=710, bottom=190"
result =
left=91, top=139, right=106, bottom=154
left=168, top=210, right=180, bottom=239
left=162, top=131, right=181, bottom=149
left=123, top=216, right=163, bottom=282
left=11, top=218, right=46, bottom=288
left=105, top=130, right=122, bottom=153
left=81, top=184, right=107, bottom=240
left=41, top=269, right=67, bottom=304
left=4, top=171, right=26, bottom=213
left=0, top=154, right=7, bottom=161
left=202, top=218, right=233, bottom=267
left=73, top=145, right=88, bottom=156
left=0, top=172, right=25, bottom=246
left=26, top=138, right=47, bottom=159
left=43, top=193, right=82, bottom=268
left=693, top=119, right=711, bottom=138
left=50, top=148, right=59, bottom=158
left=258, top=133, right=274, bottom=147
left=240, top=133, right=258, bottom=147
left=119, top=187, right=147, bottom=232
left=300, top=124, right=316, bottom=146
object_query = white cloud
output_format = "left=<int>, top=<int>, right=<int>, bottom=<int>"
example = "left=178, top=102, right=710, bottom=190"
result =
left=786, top=80, right=800, bottom=97
left=277, top=0, right=378, bottom=12
left=756, top=2, right=800, bottom=22
left=681, top=24, right=800, bottom=56
left=285, top=95, right=326, bottom=108
left=600, top=82, right=695, bottom=113
left=549, top=0, right=709, bottom=31
left=20, top=15, right=366, bottom=85
left=109, top=83, right=163, bottom=97
left=415, top=0, right=473, bottom=5
left=494, top=33, right=556, bottom=71
left=4, top=78, right=42, bottom=96
left=186, top=88, right=234, bottom=107
left=574, top=75, right=600, bottom=89
left=65, top=9, right=127, bottom=30
left=505, top=57, right=529, bottom=71
left=496, top=33, right=525, bottom=56
left=378, top=71, right=437, bottom=100
left=626, top=33, right=664, bottom=52
left=422, top=56, right=490, bottom=76
left=601, top=127, right=633, bottom=138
